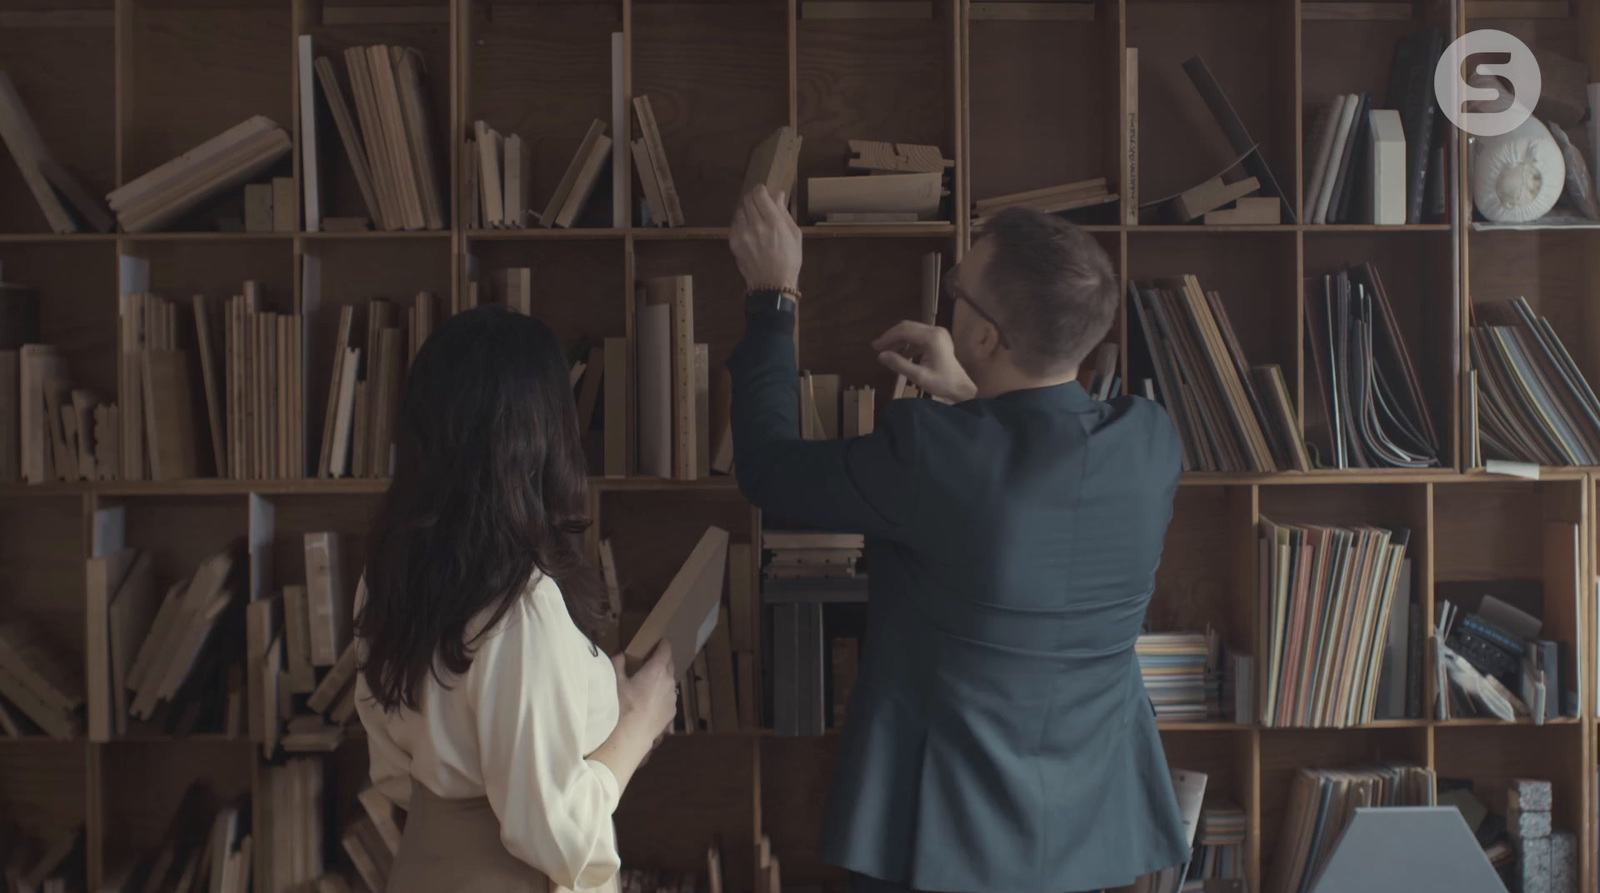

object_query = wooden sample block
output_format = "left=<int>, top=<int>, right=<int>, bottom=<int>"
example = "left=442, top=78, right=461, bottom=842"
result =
left=743, top=125, right=802, bottom=204
left=808, top=171, right=944, bottom=221
left=846, top=139, right=950, bottom=174
left=1172, top=175, right=1260, bottom=222
left=1202, top=196, right=1281, bottom=225
left=244, top=183, right=274, bottom=233
left=540, top=119, right=608, bottom=228
left=632, top=95, right=685, bottom=226
left=141, top=349, right=200, bottom=480
left=624, top=526, right=730, bottom=675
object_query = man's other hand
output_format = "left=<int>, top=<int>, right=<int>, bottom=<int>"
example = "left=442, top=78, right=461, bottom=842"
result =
left=874, top=321, right=979, bottom=404
left=731, top=185, right=802, bottom=294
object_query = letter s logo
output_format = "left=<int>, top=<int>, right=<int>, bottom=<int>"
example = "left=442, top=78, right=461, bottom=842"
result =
left=1435, top=29, right=1541, bottom=137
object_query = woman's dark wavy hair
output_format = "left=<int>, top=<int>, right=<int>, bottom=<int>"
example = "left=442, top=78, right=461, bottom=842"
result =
left=357, top=304, right=608, bottom=712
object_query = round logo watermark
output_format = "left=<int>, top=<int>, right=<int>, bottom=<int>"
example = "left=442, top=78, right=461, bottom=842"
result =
left=1434, top=29, right=1542, bottom=137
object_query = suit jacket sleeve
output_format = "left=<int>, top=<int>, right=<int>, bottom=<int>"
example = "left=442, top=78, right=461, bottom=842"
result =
left=727, top=305, right=922, bottom=541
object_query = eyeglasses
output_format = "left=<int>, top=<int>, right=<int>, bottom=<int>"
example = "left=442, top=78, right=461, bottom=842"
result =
left=944, top=270, right=1010, bottom=349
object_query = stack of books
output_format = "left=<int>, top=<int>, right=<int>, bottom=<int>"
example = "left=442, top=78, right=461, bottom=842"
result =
left=1183, top=801, right=1247, bottom=892
left=342, top=784, right=403, bottom=893
left=1305, top=264, right=1440, bottom=469
left=468, top=119, right=612, bottom=230
left=763, top=532, right=863, bottom=581
left=1129, top=276, right=1309, bottom=472
left=0, top=621, right=84, bottom=740
left=636, top=276, right=711, bottom=481
left=1270, top=765, right=1435, bottom=893
left=259, top=758, right=331, bottom=893
left=972, top=177, right=1117, bottom=229
left=0, top=823, right=83, bottom=893
left=1433, top=589, right=1564, bottom=724
left=311, top=295, right=432, bottom=481
left=1259, top=521, right=1411, bottom=728
left=1135, top=631, right=1217, bottom=723
left=632, top=95, right=684, bottom=227
left=119, top=546, right=242, bottom=735
left=2, top=284, right=118, bottom=486
left=1470, top=297, right=1600, bottom=467
left=809, top=139, right=950, bottom=224
left=108, top=117, right=292, bottom=233
left=249, top=532, right=360, bottom=758
left=119, top=293, right=205, bottom=482
left=313, top=46, right=445, bottom=232
left=0, top=70, right=112, bottom=234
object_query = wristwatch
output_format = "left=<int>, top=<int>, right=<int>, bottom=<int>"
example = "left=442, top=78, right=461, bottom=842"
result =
left=746, top=288, right=798, bottom=316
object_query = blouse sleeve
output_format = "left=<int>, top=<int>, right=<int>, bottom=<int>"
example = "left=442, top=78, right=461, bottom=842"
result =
left=467, top=597, right=622, bottom=890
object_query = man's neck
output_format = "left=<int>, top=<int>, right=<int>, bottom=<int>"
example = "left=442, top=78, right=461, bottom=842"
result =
left=974, top=365, right=1080, bottom=400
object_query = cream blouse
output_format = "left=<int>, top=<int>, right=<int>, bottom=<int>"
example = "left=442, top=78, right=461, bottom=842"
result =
left=355, top=573, right=623, bottom=890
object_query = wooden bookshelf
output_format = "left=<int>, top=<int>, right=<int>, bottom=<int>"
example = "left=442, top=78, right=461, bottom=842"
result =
left=1, top=0, right=1599, bottom=891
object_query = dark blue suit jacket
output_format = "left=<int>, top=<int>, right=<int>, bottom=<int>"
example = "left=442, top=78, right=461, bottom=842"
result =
left=727, top=305, right=1190, bottom=893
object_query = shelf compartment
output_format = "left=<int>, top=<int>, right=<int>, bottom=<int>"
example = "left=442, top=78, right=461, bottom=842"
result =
left=98, top=739, right=253, bottom=883
left=468, top=0, right=620, bottom=230
left=305, top=0, right=453, bottom=227
left=967, top=0, right=1117, bottom=215
left=1126, top=0, right=1296, bottom=221
left=632, top=0, right=788, bottom=228
left=1303, top=229, right=1457, bottom=469
left=0, top=2, right=115, bottom=234
left=0, top=241, right=119, bottom=401
left=796, top=237, right=954, bottom=403
left=0, top=741, right=88, bottom=884
left=121, top=0, right=293, bottom=229
left=796, top=0, right=958, bottom=223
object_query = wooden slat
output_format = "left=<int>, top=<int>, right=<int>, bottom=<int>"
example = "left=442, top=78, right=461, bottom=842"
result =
left=1466, top=0, right=1570, bottom=18
left=1300, top=2, right=1412, bottom=21
left=321, top=5, right=449, bottom=26
left=969, top=2, right=1094, bottom=21
left=0, top=10, right=114, bottom=28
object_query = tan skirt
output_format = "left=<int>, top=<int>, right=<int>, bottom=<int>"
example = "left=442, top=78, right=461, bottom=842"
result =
left=387, top=784, right=619, bottom=893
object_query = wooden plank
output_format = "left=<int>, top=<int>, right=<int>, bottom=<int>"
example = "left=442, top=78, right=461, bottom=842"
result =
left=1466, top=0, right=1569, bottom=17
left=321, top=6, right=450, bottom=26
left=969, top=2, right=1095, bottom=21
left=801, top=1, right=933, bottom=19
left=1300, top=2, right=1412, bottom=20
left=0, top=10, right=114, bottom=28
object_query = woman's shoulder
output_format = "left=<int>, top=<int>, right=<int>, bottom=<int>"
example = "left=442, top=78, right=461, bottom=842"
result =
left=468, top=572, right=578, bottom=648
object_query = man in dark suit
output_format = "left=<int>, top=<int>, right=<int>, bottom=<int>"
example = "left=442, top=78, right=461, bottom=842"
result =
left=726, top=186, right=1189, bottom=893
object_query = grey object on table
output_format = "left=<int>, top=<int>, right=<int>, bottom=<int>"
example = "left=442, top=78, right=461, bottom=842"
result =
left=1308, top=807, right=1508, bottom=893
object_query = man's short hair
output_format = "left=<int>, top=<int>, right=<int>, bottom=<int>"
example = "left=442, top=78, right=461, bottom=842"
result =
left=978, top=208, right=1119, bottom=377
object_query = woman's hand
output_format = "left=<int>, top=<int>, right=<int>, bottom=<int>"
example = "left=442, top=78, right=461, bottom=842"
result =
left=590, top=643, right=679, bottom=792
left=730, top=185, right=802, bottom=293
left=613, top=643, right=678, bottom=742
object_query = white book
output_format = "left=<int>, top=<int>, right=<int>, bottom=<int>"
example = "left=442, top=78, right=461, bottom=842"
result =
left=298, top=35, right=321, bottom=232
left=1367, top=109, right=1406, bottom=225
left=1303, top=97, right=1344, bottom=227
left=1314, top=94, right=1357, bottom=225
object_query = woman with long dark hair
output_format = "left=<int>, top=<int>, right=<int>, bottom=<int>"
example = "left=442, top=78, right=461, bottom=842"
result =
left=354, top=305, right=677, bottom=893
